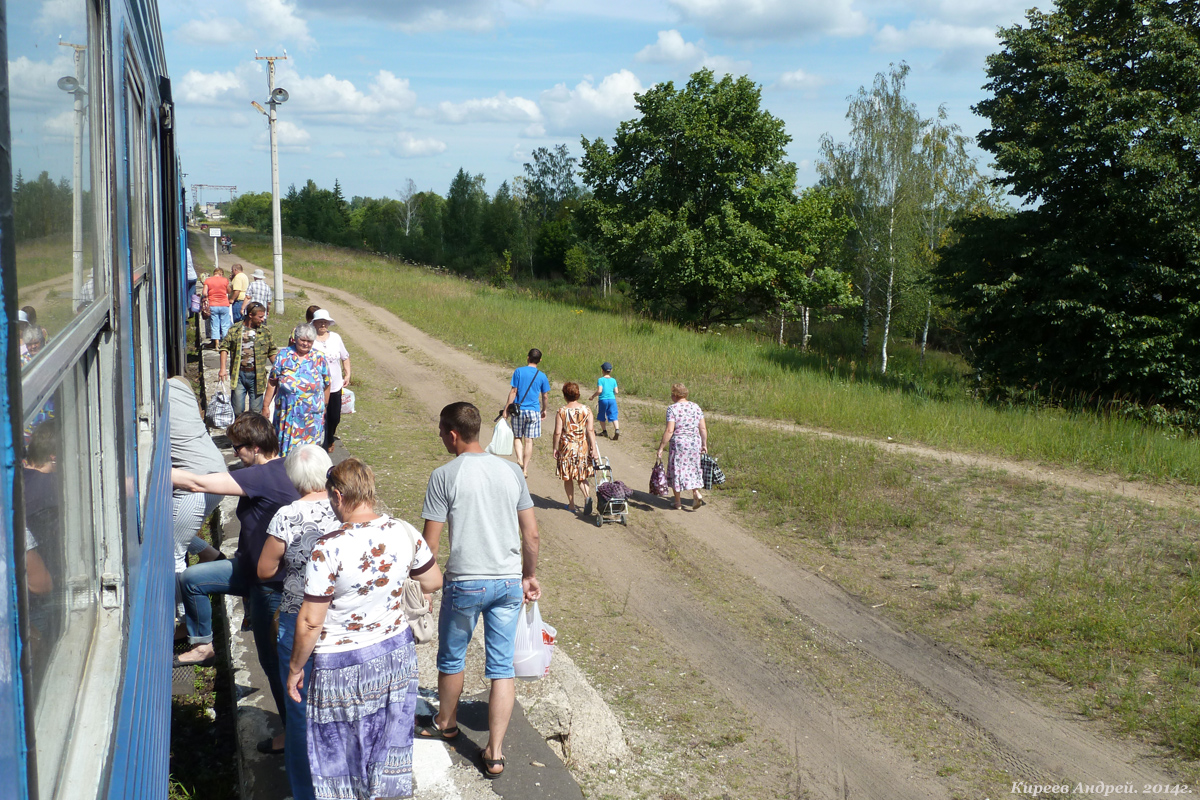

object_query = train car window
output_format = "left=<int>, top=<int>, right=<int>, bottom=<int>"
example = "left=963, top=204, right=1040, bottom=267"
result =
left=11, top=0, right=102, bottom=366
left=126, top=64, right=149, bottom=286
left=23, top=359, right=101, bottom=800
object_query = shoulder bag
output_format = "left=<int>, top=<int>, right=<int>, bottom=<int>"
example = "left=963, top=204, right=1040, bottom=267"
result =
left=507, top=368, right=543, bottom=418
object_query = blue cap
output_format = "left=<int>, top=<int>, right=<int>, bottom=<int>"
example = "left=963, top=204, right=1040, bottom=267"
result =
left=601, top=362, right=613, bottom=372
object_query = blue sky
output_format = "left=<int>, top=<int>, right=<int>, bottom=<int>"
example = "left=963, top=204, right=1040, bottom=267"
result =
left=20, top=0, right=1038, bottom=205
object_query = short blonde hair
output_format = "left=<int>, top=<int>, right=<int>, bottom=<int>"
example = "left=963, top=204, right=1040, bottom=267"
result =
left=671, top=383, right=688, bottom=400
left=326, top=457, right=376, bottom=509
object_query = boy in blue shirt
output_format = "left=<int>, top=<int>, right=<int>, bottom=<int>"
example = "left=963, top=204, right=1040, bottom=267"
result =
left=589, top=361, right=620, bottom=441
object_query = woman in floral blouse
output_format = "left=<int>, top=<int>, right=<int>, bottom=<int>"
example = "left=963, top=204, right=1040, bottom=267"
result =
left=262, top=323, right=330, bottom=457
left=286, top=458, right=443, bottom=800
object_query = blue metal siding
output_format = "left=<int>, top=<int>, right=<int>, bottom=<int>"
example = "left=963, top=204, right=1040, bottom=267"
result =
left=105, top=400, right=172, bottom=800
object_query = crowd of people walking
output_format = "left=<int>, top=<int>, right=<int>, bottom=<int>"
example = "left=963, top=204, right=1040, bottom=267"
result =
left=169, top=286, right=711, bottom=798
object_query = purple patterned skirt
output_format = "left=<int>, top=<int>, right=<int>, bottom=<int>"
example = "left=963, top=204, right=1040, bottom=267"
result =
left=307, top=628, right=417, bottom=800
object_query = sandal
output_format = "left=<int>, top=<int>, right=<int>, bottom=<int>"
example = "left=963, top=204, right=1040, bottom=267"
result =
left=693, top=495, right=704, bottom=510
left=672, top=500, right=682, bottom=510
left=481, top=754, right=506, bottom=778
left=415, top=714, right=459, bottom=741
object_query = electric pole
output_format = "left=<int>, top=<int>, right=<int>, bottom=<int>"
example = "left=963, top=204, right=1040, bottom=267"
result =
left=254, top=52, right=288, bottom=316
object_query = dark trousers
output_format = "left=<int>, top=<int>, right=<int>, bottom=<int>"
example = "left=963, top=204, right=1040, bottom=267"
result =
left=323, top=390, right=342, bottom=450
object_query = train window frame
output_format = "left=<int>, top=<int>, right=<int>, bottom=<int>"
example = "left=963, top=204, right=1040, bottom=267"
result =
left=15, top=0, right=128, bottom=796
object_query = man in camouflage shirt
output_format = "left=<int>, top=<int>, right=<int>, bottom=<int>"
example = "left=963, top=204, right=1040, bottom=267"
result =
left=218, top=302, right=278, bottom=415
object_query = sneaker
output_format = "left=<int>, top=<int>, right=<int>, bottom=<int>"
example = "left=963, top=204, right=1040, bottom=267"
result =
left=599, top=430, right=609, bottom=438
left=612, top=431, right=619, bottom=441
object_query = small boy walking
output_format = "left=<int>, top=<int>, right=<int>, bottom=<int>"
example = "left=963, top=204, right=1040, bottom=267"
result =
left=589, top=361, right=620, bottom=440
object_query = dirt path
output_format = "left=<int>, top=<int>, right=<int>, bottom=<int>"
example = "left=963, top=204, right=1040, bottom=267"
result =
left=277, top=271, right=1178, bottom=799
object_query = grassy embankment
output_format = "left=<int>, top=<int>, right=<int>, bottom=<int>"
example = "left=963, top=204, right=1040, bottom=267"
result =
left=229, top=232, right=1200, bottom=775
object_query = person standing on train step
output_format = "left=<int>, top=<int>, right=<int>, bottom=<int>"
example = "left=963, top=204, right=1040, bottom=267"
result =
left=230, top=263, right=248, bottom=323
left=219, top=303, right=277, bottom=415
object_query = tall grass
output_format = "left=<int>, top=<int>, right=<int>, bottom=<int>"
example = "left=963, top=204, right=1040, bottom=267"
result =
left=228, top=232, right=1200, bottom=485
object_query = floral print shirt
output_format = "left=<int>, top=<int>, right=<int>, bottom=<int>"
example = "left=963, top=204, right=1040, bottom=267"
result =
left=267, top=498, right=340, bottom=615
left=303, top=515, right=435, bottom=653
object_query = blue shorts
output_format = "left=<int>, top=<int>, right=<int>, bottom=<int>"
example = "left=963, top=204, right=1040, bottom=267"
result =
left=511, top=409, right=541, bottom=439
left=597, top=398, right=618, bottom=422
left=437, top=579, right=524, bottom=679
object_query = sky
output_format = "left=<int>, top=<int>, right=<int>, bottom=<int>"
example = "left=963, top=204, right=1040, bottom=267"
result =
left=18, top=0, right=1041, bottom=206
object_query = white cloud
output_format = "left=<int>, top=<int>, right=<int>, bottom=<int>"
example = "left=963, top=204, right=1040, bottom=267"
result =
left=637, top=30, right=706, bottom=64
left=279, top=69, right=417, bottom=117
left=327, top=151, right=346, bottom=158
left=245, top=0, right=313, bottom=47
left=539, top=70, right=645, bottom=135
left=874, top=20, right=999, bottom=69
left=35, top=0, right=80, bottom=31
left=175, top=16, right=254, bottom=45
left=435, top=92, right=542, bottom=125
left=667, top=0, right=868, bottom=40
left=902, top=0, right=1028, bottom=29
left=256, top=118, right=311, bottom=151
left=778, top=68, right=824, bottom=92
left=190, top=111, right=253, bottom=128
left=178, top=68, right=250, bottom=105
left=292, top=0, right=497, bottom=33
left=390, top=132, right=447, bottom=158
left=40, top=109, right=75, bottom=141
left=8, top=53, right=76, bottom=105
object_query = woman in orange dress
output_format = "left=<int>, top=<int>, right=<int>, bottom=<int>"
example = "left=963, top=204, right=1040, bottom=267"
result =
left=552, top=381, right=601, bottom=515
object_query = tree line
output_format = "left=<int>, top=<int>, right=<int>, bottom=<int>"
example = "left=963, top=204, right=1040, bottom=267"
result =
left=229, top=0, right=1200, bottom=421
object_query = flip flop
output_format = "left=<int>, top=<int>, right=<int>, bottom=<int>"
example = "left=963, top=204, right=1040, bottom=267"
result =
left=414, top=714, right=459, bottom=741
left=481, top=755, right=506, bottom=778
left=256, top=737, right=285, bottom=755
left=173, top=653, right=216, bottom=668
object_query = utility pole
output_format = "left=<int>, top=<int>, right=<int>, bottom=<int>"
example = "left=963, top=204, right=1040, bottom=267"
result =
left=58, top=40, right=86, bottom=312
left=254, top=51, right=288, bottom=316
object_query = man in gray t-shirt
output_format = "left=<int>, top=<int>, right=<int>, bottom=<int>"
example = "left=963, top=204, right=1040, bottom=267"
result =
left=420, top=402, right=540, bottom=778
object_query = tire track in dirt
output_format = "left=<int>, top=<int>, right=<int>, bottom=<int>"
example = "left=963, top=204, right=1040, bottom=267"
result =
left=291, top=278, right=951, bottom=800
left=287, top=273, right=1179, bottom=796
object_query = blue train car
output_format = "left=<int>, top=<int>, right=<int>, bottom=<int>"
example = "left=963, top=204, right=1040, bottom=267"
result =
left=1, top=0, right=186, bottom=796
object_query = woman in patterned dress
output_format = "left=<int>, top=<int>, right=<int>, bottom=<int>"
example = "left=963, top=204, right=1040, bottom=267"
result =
left=655, top=383, right=709, bottom=510
left=262, top=323, right=330, bottom=458
left=552, top=381, right=601, bottom=515
left=286, top=458, right=442, bottom=800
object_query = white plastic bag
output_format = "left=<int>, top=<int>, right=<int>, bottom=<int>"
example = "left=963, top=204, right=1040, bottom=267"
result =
left=513, top=601, right=556, bottom=680
left=485, top=417, right=514, bottom=456
left=341, top=388, right=356, bottom=414
left=205, top=380, right=235, bottom=429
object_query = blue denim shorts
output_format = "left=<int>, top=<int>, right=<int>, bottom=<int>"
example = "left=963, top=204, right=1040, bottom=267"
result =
left=597, top=398, right=618, bottom=422
left=437, top=579, right=523, bottom=679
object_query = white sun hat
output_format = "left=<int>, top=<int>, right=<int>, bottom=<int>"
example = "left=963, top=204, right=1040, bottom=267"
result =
left=311, top=309, right=336, bottom=324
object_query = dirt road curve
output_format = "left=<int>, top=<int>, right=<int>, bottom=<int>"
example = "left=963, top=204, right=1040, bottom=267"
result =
left=286, top=272, right=1176, bottom=799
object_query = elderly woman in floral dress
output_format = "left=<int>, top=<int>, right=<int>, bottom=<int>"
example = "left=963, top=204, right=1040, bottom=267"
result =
left=655, top=382, right=708, bottom=510
left=262, top=322, right=330, bottom=457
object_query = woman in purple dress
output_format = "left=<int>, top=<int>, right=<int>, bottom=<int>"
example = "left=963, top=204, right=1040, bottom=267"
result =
left=655, top=383, right=709, bottom=510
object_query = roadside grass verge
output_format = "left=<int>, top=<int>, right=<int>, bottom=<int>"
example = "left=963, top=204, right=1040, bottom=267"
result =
left=231, top=233, right=1200, bottom=485
left=703, top=409, right=1200, bottom=770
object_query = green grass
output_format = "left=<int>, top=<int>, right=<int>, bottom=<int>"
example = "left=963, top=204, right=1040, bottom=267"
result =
left=228, top=231, right=1200, bottom=486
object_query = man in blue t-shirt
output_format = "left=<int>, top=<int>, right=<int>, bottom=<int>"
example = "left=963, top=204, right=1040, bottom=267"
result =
left=500, top=348, right=550, bottom=477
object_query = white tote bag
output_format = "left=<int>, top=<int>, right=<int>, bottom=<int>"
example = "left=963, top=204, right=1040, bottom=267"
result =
left=485, top=417, right=514, bottom=456
left=513, top=602, right=556, bottom=680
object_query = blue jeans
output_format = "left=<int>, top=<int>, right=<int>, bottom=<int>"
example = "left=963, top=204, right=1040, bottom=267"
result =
left=209, top=304, right=232, bottom=341
left=232, top=302, right=243, bottom=323
left=437, top=579, right=523, bottom=679
left=230, top=369, right=262, bottom=415
left=277, top=611, right=315, bottom=800
left=180, top=556, right=286, bottom=718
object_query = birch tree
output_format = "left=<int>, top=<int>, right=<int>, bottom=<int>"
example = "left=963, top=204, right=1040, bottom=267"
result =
left=396, top=178, right=421, bottom=237
left=818, top=63, right=925, bottom=374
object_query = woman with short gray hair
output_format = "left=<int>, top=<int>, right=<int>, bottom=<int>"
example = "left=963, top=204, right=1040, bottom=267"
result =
left=258, top=444, right=338, bottom=800
left=262, top=323, right=331, bottom=457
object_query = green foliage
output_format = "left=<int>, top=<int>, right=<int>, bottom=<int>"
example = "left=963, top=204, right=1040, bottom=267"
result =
left=564, top=244, right=593, bottom=285
left=581, top=69, right=806, bottom=326
left=14, top=170, right=74, bottom=242
left=226, top=192, right=272, bottom=232
left=940, top=0, right=1200, bottom=410
left=282, top=179, right=352, bottom=246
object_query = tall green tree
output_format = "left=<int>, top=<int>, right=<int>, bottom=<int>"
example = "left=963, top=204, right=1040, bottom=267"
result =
left=939, top=0, right=1200, bottom=409
left=819, top=64, right=926, bottom=374
left=581, top=69, right=802, bottom=325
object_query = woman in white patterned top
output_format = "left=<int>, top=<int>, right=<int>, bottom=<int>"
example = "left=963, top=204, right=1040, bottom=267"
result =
left=286, top=457, right=442, bottom=800
left=257, top=444, right=338, bottom=798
